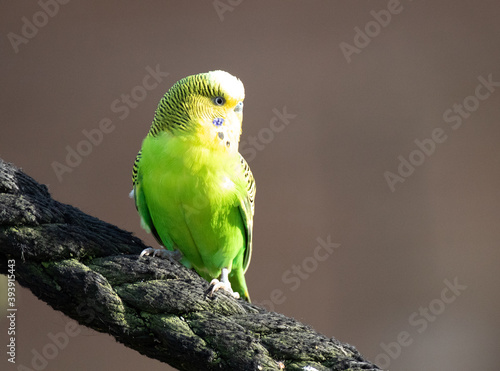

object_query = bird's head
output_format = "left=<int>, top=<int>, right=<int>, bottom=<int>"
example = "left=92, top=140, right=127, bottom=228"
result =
left=150, top=70, right=245, bottom=154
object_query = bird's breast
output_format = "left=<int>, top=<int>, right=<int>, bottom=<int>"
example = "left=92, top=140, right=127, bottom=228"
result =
left=141, top=133, right=244, bottom=206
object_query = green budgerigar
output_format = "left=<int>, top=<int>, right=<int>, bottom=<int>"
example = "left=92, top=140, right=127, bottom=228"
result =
left=130, top=70, right=255, bottom=301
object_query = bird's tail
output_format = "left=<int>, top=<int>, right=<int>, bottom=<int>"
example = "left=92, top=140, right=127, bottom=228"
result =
left=230, top=268, right=250, bottom=302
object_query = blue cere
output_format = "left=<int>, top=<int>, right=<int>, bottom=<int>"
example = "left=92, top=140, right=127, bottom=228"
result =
left=213, top=118, right=224, bottom=127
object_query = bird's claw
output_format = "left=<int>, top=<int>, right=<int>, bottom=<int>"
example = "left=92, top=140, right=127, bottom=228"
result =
left=209, top=278, right=240, bottom=299
left=139, top=247, right=182, bottom=260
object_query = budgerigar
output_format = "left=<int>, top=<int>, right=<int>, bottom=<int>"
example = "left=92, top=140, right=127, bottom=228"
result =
left=130, top=71, right=255, bottom=301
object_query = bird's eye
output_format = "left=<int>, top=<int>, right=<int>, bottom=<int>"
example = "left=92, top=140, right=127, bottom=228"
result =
left=213, top=96, right=225, bottom=106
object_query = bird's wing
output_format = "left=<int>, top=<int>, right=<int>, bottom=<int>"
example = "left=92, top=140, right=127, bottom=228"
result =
left=238, top=153, right=255, bottom=273
left=131, top=150, right=163, bottom=246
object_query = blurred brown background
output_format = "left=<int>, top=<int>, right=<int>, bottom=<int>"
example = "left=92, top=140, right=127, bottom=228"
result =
left=1, top=1, right=500, bottom=370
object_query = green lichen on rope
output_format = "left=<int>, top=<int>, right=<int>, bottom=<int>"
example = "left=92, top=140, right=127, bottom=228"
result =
left=0, top=158, right=381, bottom=371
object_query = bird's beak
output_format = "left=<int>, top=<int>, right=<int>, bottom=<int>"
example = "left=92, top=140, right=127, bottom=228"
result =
left=234, top=101, right=243, bottom=113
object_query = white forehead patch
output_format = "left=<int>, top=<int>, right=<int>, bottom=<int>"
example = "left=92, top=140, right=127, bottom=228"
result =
left=207, top=70, right=245, bottom=101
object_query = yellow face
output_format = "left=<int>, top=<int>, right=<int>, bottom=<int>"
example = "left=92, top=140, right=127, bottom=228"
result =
left=190, top=71, right=245, bottom=155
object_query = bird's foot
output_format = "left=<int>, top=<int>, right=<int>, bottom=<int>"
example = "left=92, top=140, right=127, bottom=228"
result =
left=209, top=268, right=240, bottom=299
left=210, top=279, right=240, bottom=299
left=139, top=247, right=182, bottom=260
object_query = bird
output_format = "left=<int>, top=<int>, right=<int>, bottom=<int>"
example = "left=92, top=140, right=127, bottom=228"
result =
left=130, top=70, right=255, bottom=302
